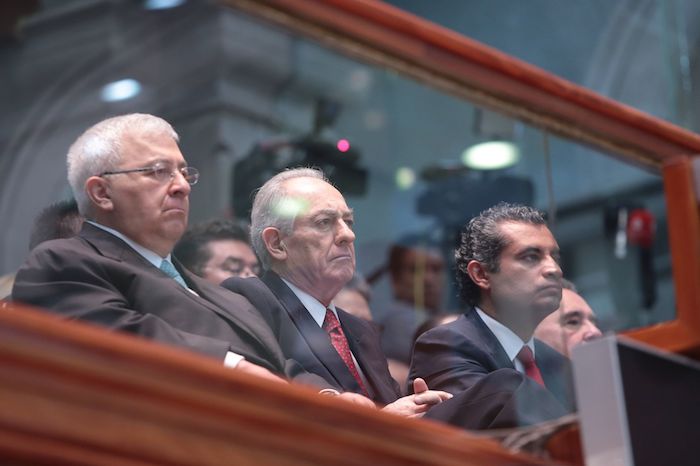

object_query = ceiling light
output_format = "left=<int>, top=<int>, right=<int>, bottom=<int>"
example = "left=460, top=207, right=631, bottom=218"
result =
left=461, top=141, right=519, bottom=170
left=144, top=0, right=186, bottom=10
left=100, top=79, right=142, bottom=102
left=395, top=167, right=416, bottom=190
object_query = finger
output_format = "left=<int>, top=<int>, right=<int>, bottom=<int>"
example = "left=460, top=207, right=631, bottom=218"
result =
left=413, top=392, right=444, bottom=406
left=412, top=377, right=428, bottom=394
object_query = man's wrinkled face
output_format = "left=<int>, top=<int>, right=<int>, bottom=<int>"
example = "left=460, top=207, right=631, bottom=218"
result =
left=486, top=222, right=563, bottom=327
left=101, top=132, right=190, bottom=256
left=200, top=239, right=260, bottom=284
left=535, top=289, right=602, bottom=356
left=275, top=177, right=355, bottom=302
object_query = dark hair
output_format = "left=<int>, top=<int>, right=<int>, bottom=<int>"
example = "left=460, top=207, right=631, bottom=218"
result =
left=455, top=202, right=547, bottom=306
left=29, top=198, right=83, bottom=250
left=174, top=219, right=252, bottom=276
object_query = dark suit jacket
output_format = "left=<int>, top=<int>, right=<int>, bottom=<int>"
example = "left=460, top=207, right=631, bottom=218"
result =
left=222, top=271, right=402, bottom=405
left=12, top=223, right=327, bottom=386
left=409, top=308, right=576, bottom=426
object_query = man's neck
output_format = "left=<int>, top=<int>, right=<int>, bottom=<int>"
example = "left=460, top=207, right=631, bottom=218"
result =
left=477, top=298, right=536, bottom=342
left=271, top=267, right=339, bottom=307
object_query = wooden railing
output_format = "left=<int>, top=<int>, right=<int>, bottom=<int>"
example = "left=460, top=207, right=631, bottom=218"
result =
left=0, top=302, right=556, bottom=466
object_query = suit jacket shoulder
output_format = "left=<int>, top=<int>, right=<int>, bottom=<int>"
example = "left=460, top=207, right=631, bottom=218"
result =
left=409, top=308, right=513, bottom=394
left=13, top=223, right=288, bottom=374
left=410, top=308, right=575, bottom=411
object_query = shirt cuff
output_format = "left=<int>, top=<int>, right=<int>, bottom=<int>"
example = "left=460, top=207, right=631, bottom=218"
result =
left=224, top=351, right=245, bottom=368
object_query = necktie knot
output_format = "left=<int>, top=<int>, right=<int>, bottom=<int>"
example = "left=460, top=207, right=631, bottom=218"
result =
left=517, top=345, right=545, bottom=387
left=517, top=346, right=535, bottom=365
left=322, top=308, right=342, bottom=334
left=160, top=260, right=187, bottom=288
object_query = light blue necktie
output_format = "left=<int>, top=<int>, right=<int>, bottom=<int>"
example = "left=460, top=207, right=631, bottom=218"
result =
left=160, top=259, right=187, bottom=288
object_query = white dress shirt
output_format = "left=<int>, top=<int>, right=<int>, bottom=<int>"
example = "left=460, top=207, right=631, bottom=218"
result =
left=475, top=307, right=535, bottom=374
left=282, top=278, right=368, bottom=382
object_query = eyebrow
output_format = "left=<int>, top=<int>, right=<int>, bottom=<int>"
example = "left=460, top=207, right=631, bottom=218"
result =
left=147, top=158, right=186, bottom=168
left=517, top=245, right=560, bottom=257
left=313, top=208, right=354, bottom=218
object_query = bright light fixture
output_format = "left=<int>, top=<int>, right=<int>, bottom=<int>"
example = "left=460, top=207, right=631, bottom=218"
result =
left=100, top=79, right=142, bottom=102
left=144, top=0, right=186, bottom=10
left=395, top=167, right=416, bottom=190
left=461, top=141, right=519, bottom=170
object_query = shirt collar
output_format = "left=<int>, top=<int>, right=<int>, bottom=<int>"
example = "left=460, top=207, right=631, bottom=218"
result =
left=87, top=220, right=171, bottom=268
left=475, top=307, right=535, bottom=362
left=282, top=278, right=337, bottom=327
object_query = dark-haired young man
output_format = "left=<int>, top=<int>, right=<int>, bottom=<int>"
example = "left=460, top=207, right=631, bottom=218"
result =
left=409, top=202, right=576, bottom=428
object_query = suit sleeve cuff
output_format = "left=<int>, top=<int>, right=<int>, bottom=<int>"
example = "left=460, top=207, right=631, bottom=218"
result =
left=224, top=351, right=245, bottom=368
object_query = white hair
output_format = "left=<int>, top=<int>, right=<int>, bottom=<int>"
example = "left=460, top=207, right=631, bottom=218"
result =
left=66, top=113, right=178, bottom=217
left=250, top=167, right=328, bottom=270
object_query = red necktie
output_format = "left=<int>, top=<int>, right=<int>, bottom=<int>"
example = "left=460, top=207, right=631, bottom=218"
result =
left=517, top=346, right=545, bottom=387
left=322, top=308, right=369, bottom=397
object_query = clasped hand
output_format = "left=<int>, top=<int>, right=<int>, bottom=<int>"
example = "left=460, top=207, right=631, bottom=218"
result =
left=381, top=377, right=452, bottom=418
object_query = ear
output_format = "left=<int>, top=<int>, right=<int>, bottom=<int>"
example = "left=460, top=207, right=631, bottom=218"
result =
left=85, top=176, right=114, bottom=212
left=466, top=260, right=490, bottom=291
left=262, top=227, right=287, bottom=261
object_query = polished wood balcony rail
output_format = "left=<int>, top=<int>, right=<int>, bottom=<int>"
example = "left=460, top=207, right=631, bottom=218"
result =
left=0, top=303, right=557, bottom=466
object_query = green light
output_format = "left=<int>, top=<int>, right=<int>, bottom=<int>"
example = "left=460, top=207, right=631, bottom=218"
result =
left=461, top=141, right=519, bottom=170
left=395, top=167, right=416, bottom=190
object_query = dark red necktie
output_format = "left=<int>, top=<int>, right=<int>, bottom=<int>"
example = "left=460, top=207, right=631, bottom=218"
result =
left=517, top=346, right=545, bottom=387
left=322, top=308, right=369, bottom=396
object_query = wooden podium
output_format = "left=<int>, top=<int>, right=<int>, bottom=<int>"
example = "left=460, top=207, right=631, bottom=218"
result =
left=0, top=302, right=555, bottom=466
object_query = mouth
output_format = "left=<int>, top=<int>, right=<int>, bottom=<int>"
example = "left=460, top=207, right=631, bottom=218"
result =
left=331, top=253, right=354, bottom=262
left=540, top=284, right=562, bottom=294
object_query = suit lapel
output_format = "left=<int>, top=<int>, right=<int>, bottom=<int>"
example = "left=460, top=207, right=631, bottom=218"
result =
left=262, top=272, right=364, bottom=393
left=338, top=310, right=384, bottom=399
left=467, top=309, right=515, bottom=370
left=81, top=224, right=274, bottom=359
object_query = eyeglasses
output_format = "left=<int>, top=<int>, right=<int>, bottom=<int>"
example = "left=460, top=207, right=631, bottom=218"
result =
left=100, top=162, right=199, bottom=185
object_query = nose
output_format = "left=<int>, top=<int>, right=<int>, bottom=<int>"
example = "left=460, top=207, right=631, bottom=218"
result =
left=336, top=219, right=355, bottom=244
left=170, top=169, right=191, bottom=196
left=582, top=321, right=603, bottom=341
left=543, top=255, right=563, bottom=280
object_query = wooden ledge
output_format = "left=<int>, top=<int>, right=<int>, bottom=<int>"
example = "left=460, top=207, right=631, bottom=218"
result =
left=0, top=303, right=552, bottom=465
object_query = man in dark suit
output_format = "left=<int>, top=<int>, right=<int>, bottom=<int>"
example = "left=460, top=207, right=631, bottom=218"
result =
left=222, top=168, right=451, bottom=416
left=12, top=114, right=327, bottom=387
left=409, top=203, right=576, bottom=428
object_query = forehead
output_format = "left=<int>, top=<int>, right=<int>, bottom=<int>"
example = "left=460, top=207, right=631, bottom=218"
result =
left=400, top=248, right=444, bottom=266
left=121, top=131, right=184, bottom=165
left=206, top=239, right=255, bottom=260
left=283, top=177, right=351, bottom=216
left=497, top=221, right=557, bottom=251
left=560, top=289, right=595, bottom=316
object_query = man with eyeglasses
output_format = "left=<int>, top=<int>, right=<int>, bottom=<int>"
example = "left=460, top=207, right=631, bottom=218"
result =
left=174, top=218, right=260, bottom=283
left=12, top=113, right=332, bottom=388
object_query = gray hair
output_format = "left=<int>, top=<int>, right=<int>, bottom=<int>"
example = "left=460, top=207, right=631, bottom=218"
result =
left=66, top=113, right=178, bottom=217
left=250, top=167, right=328, bottom=270
left=455, top=202, right=547, bottom=306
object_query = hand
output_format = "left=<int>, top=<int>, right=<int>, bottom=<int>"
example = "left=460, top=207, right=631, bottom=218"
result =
left=235, top=360, right=288, bottom=384
left=335, top=392, right=378, bottom=409
left=381, top=378, right=452, bottom=418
